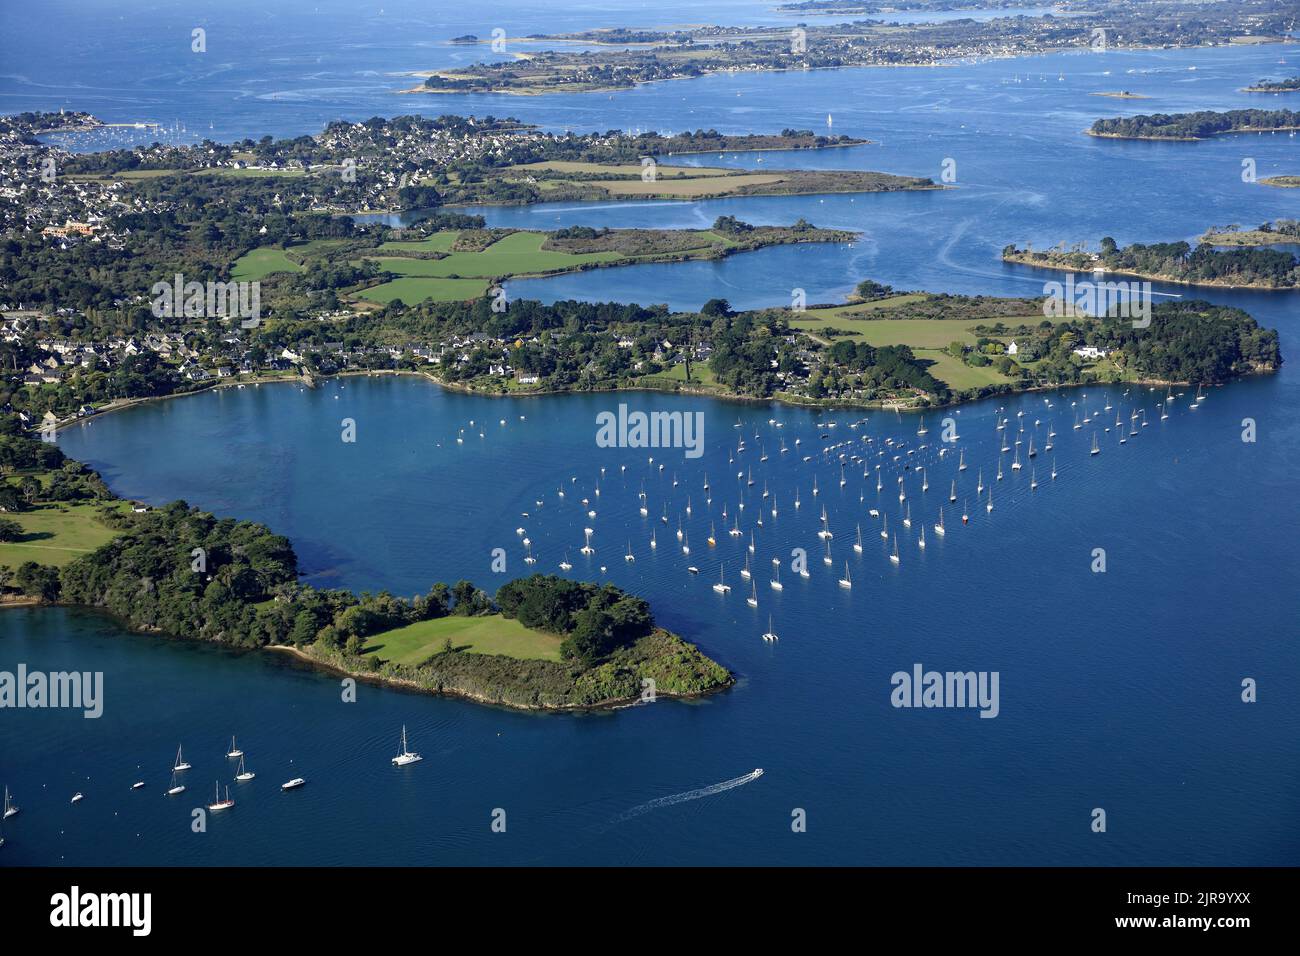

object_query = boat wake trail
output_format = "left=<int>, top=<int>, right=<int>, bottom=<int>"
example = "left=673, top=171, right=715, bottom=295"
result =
left=611, top=769, right=764, bottom=825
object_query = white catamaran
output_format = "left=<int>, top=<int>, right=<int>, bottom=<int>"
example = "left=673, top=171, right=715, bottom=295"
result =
left=392, top=725, right=423, bottom=766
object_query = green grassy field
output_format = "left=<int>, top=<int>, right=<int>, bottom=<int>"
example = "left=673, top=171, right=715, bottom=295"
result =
left=205, top=167, right=307, bottom=179
left=641, top=362, right=719, bottom=388
left=231, top=247, right=303, bottom=281
left=516, top=160, right=734, bottom=179
left=357, top=276, right=490, bottom=304
left=793, top=312, right=986, bottom=348
left=791, top=299, right=1027, bottom=391
left=68, top=169, right=180, bottom=182
left=917, top=352, right=1015, bottom=390
left=289, top=238, right=353, bottom=255
left=364, top=231, right=620, bottom=279
left=363, top=613, right=563, bottom=664
left=376, top=231, right=460, bottom=253
left=0, top=500, right=128, bottom=568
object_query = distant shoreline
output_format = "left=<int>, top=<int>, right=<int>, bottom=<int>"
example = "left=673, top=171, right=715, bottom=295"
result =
left=1087, top=125, right=1300, bottom=142
left=1000, top=251, right=1297, bottom=290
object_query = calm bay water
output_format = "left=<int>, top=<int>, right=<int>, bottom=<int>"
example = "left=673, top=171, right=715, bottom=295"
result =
left=2, top=3, right=1299, bottom=866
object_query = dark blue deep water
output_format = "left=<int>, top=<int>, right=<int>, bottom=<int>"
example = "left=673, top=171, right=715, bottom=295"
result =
left=1, top=1, right=1298, bottom=865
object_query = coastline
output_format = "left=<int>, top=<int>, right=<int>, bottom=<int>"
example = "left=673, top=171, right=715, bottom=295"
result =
left=1087, top=125, right=1300, bottom=142
left=47, top=359, right=1258, bottom=450
left=263, top=642, right=736, bottom=712
left=399, top=35, right=1292, bottom=98
left=0, top=599, right=734, bottom=715
left=1001, top=253, right=1298, bottom=291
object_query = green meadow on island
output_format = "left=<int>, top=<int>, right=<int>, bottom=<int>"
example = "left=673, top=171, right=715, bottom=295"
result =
left=231, top=221, right=858, bottom=306
left=0, top=421, right=730, bottom=709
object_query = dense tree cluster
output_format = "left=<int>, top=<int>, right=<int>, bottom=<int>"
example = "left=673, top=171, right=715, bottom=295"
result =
left=1005, top=237, right=1300, bottom=288
left=1090, top=109, right=1299, bottom=139
left=496, top=574, right=653, bottom=664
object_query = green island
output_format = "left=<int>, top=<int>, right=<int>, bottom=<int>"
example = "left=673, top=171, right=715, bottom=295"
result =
left=1001, top=236, right=1300, bottom=290
left=409, top=3, right=1293, bottom=96
left=235, top=218, right=859, bottom=306
left=1199, top=219, right=1300, bottom=247
left=1088, top=108, right=1300, bottom=140
left=1242, top=76, right=1300, bottom=93
left=438, top=160, right=938, bottom=206
left=1260, top=175, right=1300, bottom=188
left=1090, top=91, right=1150, bottom=100
left=0, top=421, right=730, bottom=710
left=36, top=113, right=933, bottom=210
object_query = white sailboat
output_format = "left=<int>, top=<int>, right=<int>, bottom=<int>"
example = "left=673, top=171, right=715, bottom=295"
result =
left=747, top=582, right=758, bottom=607
left=235, top=755, right=255, bottom=781
left=853, top=524, right=864, bottom=553
left=1090, top=432, right=1100, bottom=456
left=770, top=562, right=784, bottom=591
left=226, top=736, right=243, bottom=759
left=173, top=745, right=191, bottom=772
left=2, top=786, right=18, bottom=819
left=762, top=615, right=778, bottom=642
left=166, top=772, right=185, bottom=797
left=918, top=523, right=926, bottom=550
left=207, top=782, right=235, bottom=812
left=838, top=561, right=853, bottom=588
left=889, top=534, right=900, bottom=564
left=934, top=507, right=946, bottom=536
left=713, top=563, right=731, bottom=594
left=392, top=725, right=423, bottom=766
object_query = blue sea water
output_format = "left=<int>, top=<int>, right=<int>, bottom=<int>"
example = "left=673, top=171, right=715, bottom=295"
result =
left=1, top=2, right=1299, bottom=866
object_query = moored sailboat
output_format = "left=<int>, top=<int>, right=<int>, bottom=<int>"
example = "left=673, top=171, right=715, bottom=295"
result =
left=392, top=725, right=422, bottom=766
left=206, top=782, right=235, bottom=812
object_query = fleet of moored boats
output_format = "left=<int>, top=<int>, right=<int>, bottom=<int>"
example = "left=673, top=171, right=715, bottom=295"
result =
left=0, top=725, right=426, bottom=848
left=497, top=385, right=1205, bottom=646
